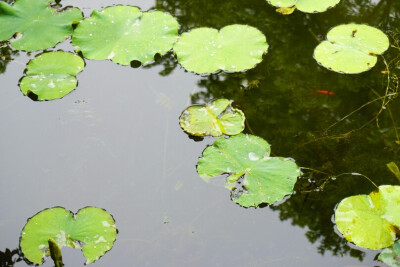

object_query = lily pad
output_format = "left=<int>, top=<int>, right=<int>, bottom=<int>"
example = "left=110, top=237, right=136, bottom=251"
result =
left=20, top=207, right=117, bottom=265
left=19, top=51, right=84, bottom=101
left=387, top=162, right=400, bottom=182
left=179, top=99, right=245, bottom=137
left=314, top=24, right=389, bottom=74
left=267, top=0, right=341, bottom=14
left=197, top=134, right=300, bottom=207
left=72, top=6, right=179, bottom=65
left=334, top=185, right=400, bottom=250
left=173, top=25, right=268, bottom=74
left=0, top=0, right=82, bottom=51
left=379, top=240, right=400, bottom=267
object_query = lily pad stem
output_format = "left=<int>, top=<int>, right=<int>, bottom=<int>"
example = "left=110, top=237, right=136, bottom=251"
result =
left=48, top=239, right=64, bottom=267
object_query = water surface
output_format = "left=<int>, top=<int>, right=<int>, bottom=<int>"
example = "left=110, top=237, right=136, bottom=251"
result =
left=1, top=0, right=399, bottom=266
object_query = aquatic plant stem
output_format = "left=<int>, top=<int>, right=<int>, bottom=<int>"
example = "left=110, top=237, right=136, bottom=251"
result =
left=299, top=168, right=378, bottom=192
left=300, top=167, right=329, bottom=175
left=387, top=105, right=400, bottom=142
left=324, top=93, right=397, bottom=134
left=245, top=120, right=255, bottom=135
left=308, top=28, right=321, bottom=43
left=335, top=172, right=378, bottom=189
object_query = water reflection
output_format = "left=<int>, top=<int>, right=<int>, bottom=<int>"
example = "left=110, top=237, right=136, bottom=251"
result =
left=0, top=42, right=18, bottom=74
left=0, top=0, right=399, bottom=264
left=152, top=0, right=400, bottom=260
left=0, top=248, right=24, bottom=266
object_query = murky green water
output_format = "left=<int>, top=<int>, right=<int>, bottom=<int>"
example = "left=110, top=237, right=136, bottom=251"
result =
left=1, top=0, right=399, bottom=266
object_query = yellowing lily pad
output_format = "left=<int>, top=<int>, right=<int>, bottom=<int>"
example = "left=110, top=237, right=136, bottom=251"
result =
left=267, top=0, right=341, bottom=14
left=72, top=6, right=179, bottom=65
left=334, top=185, right=400, bottom=250
left=197, top=134, right=300, bottom=207
left=179, top=99, right=245, bottom=137
left=19, top=51, right=84, bottom=101
left=173, top=25, right=268, bottom=74
left=0, top=0, right=82, bottom=51
left=20, top=207, right=117, bottom=265
left=314, top=24, right=389, bottom=74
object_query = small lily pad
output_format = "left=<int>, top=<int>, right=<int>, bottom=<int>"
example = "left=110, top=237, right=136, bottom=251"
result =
left=387, top=162, right=400, bottom=182
left=72, top=6, right=179, bottom=65
left=314, top=24, right=389, bottom=74
left=173, top=25, right=268, bottom=74
left=267, top=0, right=341, bottom=14
left=20, top=207, right=117, bottom=265
left=19, top=51, right=84, bottom=101
left=0, top=0, right=82, bottom=51
left=334, top=185, right=400, bottom=250
left=179, top=99, right=245, bottom=137
left=379, top=240, right=400, bottom=267
left=197, top=134, right=300, bottom=207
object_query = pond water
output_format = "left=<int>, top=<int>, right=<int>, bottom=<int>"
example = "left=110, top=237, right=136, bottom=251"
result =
left=0, top=0, right=399, bottom=266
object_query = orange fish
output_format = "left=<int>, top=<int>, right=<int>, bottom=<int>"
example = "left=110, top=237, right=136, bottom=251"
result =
left=314, top=90, right=334, bottom=95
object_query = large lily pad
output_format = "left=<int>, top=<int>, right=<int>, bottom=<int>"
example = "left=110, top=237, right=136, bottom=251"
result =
left=334, top=185, right=400, bottom=250
left=19, top=51, right=84, bottom=101
left=314, top=24, right=389, bottom=74
left=0, top=0, right=82, bottom=51
left=20, top=207, right=117, bottom=265
left=72, top=6, right=179, bottom=65
left=197, top=134, right=300, bottom=207
left=173, top=25, right=268, bottom=74
left=267, top=0, right=341, bottom=14
left=179, top=99, right=245, bottom=137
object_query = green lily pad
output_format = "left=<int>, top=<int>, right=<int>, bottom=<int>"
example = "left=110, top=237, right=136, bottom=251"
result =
left=72, top=6, right=179, bottom=65
left=19, top=51, right=84, bottom=101
left=379, top=240, right=400, bottom=267
left=334, top=185, right=400, bottom=250
left=20, top=207, right=117, bottom=265
left=267, top=0, right=341, bottom=13
left=197, top=134, right=300, bottom=207
left=0, top=0, right=82, bottom=51
left=314, top=24, right=389, bottom=74
left=179, top=99, right=245, bottom=137
left=173, top=25, right=268, bottom=74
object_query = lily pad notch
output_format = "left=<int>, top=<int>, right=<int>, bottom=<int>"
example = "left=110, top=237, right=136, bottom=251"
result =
left=197, top=134, right=300, bottom=207
left=72, top=6, right=179, bottom=66
left=19, top=206, right=118, bottom=265
left=173, top=24, right=269, bottom=74
left=179, top=99, right=245, bottom=137
left=19, top=51, right=85, bottom=101
left=0, top=0, right=82, bottom=51
left=314, top=24, right=389, bottom=74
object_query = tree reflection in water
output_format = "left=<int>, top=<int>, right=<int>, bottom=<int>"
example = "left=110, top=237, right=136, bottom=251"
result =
left=0, top=248, right=24, bottom=266
left=149, top=0, right=400, bottom=260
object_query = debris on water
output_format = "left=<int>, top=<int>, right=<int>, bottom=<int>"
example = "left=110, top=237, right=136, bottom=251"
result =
left=163, top=216, right=170, bottom=225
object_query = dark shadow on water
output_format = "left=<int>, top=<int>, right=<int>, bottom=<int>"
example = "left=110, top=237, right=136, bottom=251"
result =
left=188, top=135, right=204, bottom=142
left=0, top=248, right=25, bottom=267
left=142, top=51, right=178, bottom=76
left=130, top=60, right=142, bottom=68
left=149, top=0, right=400, bottom=261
